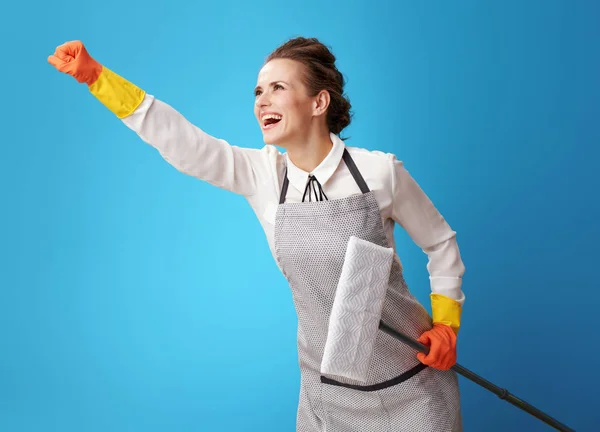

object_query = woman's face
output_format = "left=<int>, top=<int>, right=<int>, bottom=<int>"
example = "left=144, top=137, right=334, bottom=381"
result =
left=254, top=58, right=317, bottom=147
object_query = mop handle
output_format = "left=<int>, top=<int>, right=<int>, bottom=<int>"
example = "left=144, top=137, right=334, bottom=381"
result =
left=378, top=321, right=576, bottom=432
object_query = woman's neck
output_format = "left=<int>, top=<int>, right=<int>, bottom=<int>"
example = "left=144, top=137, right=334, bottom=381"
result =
left=285, top=127, right=333, bottom=173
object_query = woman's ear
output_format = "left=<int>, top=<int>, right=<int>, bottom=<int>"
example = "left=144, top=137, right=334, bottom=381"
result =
left=313, top=90, right=331, bottom=116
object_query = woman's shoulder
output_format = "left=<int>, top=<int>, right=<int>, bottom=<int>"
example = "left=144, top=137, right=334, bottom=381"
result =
left=342, top=144, right=403, bottom=197
left=345, top=144, right=402, bottom=174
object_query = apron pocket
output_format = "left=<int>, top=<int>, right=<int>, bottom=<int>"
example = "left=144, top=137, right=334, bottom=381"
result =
left=321, top=380, right=391, bottom=432
left=320, top=362, right=428, bottom=392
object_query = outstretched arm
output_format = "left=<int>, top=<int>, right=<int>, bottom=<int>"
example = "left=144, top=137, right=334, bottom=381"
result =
left=48, top=40, right=260, bottom=197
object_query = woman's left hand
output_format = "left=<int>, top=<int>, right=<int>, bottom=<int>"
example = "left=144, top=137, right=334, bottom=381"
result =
left=416, top=323, right=457, bottom=370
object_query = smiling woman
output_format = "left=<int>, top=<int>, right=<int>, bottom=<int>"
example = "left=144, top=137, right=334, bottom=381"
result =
left=48, top=36, right=467, bottom=432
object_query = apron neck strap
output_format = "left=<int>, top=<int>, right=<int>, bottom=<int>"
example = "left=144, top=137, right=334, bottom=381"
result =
left=279, top=148, right=370, bottom=204
left=342, top=148, right=370, bottom=194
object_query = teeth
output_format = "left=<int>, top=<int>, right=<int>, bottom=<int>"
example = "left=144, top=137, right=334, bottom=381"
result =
left=262, top=114, right=282, bottom=121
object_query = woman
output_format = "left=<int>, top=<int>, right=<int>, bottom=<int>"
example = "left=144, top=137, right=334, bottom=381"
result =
left=48, top=37, right=466, bottom=431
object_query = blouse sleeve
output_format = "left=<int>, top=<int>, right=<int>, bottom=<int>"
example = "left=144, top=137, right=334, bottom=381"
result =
left=390, top=155, right=466, bottom=305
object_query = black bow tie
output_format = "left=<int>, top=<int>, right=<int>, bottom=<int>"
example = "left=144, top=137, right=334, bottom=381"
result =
left=302, top=175, right=329, bottom=202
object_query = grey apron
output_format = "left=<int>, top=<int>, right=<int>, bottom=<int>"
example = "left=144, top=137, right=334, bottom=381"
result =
left=273, top=149, right=463, bottom=432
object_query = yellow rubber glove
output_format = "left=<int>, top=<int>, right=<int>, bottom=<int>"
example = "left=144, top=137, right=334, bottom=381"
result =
left=430, top=293, right=462, bottom=335
left=48, top=40, right=145, bottom=118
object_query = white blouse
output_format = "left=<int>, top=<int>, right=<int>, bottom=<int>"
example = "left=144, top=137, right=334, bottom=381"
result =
left=122, top=94, right=466, bottom=305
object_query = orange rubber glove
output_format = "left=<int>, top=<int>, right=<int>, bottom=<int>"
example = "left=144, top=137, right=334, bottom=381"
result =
left=48, top=40, right=102, bottom=86
left=416, top=323, right=457, bottom=370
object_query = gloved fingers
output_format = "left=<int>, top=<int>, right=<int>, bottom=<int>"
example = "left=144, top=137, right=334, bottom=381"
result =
left=416, top=325, right=457, bottom=369
left=416, top=352, right=431, bottom=365
left=47, top=54, right=65, bottom=69
left=54, top=45, right=76, bottom=63
left=416, top=331, right=433, bottom=364
left=417, top=331, right=431, bottom=345
left=417, top=331, right=443, bottom=366
left=48, top=54, right=80, bottom=75
left=431, top=348, right=456, bottom=370
left=48, top=41, right=77, bottom=71
left=423, top=351, right=453, bottom=369
left=432, top=325, right=456, bottom=370
left=57, top=40, right=85, bottom=56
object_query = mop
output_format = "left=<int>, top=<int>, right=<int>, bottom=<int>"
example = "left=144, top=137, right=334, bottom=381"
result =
left=321, top=236, right=575, bottom=432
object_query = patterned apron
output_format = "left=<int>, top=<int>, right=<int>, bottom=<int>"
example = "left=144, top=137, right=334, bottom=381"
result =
left=273, top=149, right=463, bottom=432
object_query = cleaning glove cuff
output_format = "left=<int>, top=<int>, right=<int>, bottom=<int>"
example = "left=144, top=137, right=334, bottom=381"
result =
left=430, top=293, right=462, bottom=335
left=88, top=66, right=146, bottom=118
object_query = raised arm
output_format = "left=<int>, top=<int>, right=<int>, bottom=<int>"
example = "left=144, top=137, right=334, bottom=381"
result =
left=48, top=40, right=260, bottom=197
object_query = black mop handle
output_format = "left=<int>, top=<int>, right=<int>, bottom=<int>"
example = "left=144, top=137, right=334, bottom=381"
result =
left=378, top=321, right=575, bottom=432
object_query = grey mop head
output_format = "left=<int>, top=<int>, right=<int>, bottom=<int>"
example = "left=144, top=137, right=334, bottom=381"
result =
left=320, top=236, right=394, bottom=383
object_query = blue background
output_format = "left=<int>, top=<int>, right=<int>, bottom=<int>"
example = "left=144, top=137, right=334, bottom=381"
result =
left=1, top=0, right=598, bottom=431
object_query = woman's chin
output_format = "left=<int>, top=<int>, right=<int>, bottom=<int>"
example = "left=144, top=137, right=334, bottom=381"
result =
left=261, top=128, right=283, bottom=146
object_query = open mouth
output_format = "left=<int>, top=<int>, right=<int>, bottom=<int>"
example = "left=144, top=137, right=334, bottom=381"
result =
left=262, top=114, right=282, bottom=130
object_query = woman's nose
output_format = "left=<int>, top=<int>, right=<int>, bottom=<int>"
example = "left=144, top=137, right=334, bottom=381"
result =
left=256, top=92, right=270, bottom=107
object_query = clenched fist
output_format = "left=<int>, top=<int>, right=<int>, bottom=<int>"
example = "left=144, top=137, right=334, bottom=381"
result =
left=48, top=41, right=102, bottom=86
left=416, top=323, right=457, bottom=370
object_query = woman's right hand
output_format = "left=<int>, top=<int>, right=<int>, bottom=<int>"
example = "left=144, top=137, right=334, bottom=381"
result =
left=48, top=40, right=102, bottom=86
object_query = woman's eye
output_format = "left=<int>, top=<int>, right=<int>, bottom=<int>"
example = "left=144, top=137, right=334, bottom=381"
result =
left=255, top=85, right=283, bottom=96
